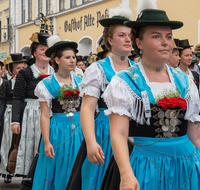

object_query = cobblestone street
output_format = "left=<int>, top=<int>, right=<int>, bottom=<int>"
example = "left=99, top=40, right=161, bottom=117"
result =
left=0, top=176, right=21, bottom=190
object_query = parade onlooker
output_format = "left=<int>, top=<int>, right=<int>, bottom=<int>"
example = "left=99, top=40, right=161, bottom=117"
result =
left=193, top=43, right=200, bottom=74
left=71, top=55, right=84, bottom=78
left=178, top=39, right=199, bottom=89
left=167, top=38, right=182, bottom=68
left=67, top=4, right=135, bottom=190
left=101, top=1, right=200, bottom=189
left=0, top=53, right=26, bottom=183
left=10, top=32, right=54, bottom=176
left=32, top=35, right=83, bottom=190
left=76, top=55, right=85, bottom=71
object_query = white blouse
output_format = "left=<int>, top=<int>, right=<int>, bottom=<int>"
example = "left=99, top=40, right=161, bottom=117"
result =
left=31, top=64, right=55, bottom=78
left=103, top=62, right=200, bottom=123
left=34, top=73, right=76, bottom=108
left=80, top=56, right=133, bottom=99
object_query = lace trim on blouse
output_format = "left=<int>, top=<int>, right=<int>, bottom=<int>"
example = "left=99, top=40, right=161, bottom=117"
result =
left=103, top=71, right=200, bottom=123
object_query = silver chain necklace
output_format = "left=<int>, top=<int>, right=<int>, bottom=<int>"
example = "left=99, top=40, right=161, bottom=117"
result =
left=35, top=64, right=48, bottom=69
left=141, top=60, right=165, bottom=72
left=57, top=72, right=70, bottom=78
left=111, top=53, right=128, bottom=61
left=179, top=65, right=188, bottom=72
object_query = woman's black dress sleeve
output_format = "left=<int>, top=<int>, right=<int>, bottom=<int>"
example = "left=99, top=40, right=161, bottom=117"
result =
left=11, top=69, right=28, bottom=124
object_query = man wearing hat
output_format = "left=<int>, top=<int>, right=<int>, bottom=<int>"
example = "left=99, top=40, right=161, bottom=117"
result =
left=0, top=53, right=26, bottom=183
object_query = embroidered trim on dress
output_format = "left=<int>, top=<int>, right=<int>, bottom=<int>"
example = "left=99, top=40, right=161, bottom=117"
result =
left=115, top=76, right=146, bottom=125
left=96, top=63, right=109, bottom=92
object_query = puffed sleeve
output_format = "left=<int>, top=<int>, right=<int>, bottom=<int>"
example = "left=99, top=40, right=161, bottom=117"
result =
left=103, top=75, right=133, bottom=117
left=80, top=62, right=103, bottom=99
left=34, top=80, right=54, bottom=108
left=185, top=77, right=200, bottom=122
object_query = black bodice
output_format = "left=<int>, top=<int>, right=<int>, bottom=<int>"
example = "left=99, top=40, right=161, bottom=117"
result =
left=98, top=90, right=108, bottom=109
left=98, top=97, right=107, bottom=109
left=12, top=66, right=43, bottom=123
left=52, top=98, right=81, bottom=113
left=129, top=104, right=188, bottom=138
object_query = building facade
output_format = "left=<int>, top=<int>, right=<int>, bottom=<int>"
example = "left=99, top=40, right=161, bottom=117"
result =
left=0, top=0, right=10, bottom=60
left=5, top=0, right=200, bottom=57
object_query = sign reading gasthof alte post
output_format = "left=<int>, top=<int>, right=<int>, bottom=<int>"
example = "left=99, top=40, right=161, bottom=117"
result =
left=64, top=9, right=109, bottom=32
left=0, top=51, right=7, bottom=60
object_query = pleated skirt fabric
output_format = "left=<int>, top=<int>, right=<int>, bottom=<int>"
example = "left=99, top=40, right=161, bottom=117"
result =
left=32, top=112, right=83, bottom=190
left=101, top=135, right=200, bottom=190
left=0, top=105, right=13, bottom=175
left=81, top=108, right=113, bottom=190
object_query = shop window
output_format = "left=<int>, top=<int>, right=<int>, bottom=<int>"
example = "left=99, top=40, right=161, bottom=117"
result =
left=28, top=0, right=32, bottom=21
left=21, top=0, right=25, bottom=23
left=70, top=0, right=77, bottom=8
left=46, top=0, right=52, bottom=15
left=59, top=0, right=65, bottom=11
left=7, top=17, right=9, bottom=40
left=38, top=0, right=43, bottom=14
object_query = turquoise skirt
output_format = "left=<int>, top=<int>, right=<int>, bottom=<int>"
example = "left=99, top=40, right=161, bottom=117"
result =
left=32, top=112, right=83, bottom=190
left=81, top=108, right=113, bottom=190
left=130, top=135, right=200, bottom=190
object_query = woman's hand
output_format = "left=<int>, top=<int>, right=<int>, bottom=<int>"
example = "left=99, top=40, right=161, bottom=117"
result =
left=11, top=124, right=20, bottom=134
left=44, top=142, right=55, bottom=159
left=86, top=141, right=105, bottom=165
left=120, top=172, right=140, bottom=190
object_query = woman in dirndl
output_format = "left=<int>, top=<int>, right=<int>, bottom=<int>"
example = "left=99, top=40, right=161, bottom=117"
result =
left=32, top=35, right=83, bottom=189
left=101, top=1, right=200, bottom=190
left=66, top=4, right=136, bottom=190
left=10, top=32, right=54, bottom=176
left=178, top=39, right=200, bottom=91
left=0, top=54, right=25, bottom=183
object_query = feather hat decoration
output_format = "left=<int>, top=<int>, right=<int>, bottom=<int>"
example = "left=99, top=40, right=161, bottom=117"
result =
left=99, top=4, right=132, bottom=27
left=109, top=3, right=132, bottom=20
left=47, top=35, right=61, bottom=48
left=45, top=35, right=78, bottom=57
left=135, top=0, right=157, bottom=16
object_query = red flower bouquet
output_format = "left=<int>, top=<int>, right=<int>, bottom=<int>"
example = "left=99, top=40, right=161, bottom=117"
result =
left=55, top=84, right=80, bottom=100
left=158, top=97, right=187, bottom=109
left=39, top=74, right=50, bottom=79
left=55, top=84, right=81, bottom=113
left=63, top=89, right=80, bottom=97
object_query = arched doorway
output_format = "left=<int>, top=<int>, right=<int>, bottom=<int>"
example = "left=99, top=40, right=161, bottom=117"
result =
left=96, top=34, right=104, bottom=49
left=78, top=36, right=93, bottom=56
left=20, top=45, right=31, bottom=57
